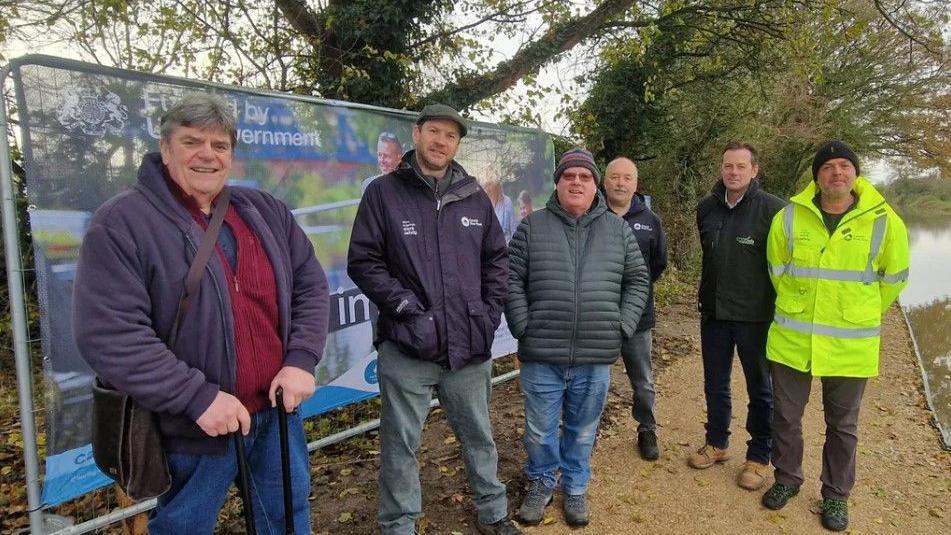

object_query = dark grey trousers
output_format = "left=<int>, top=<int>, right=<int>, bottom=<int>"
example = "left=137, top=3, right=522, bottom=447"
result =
left=621, top=329, right=656, bottom=432
left=771, top=362, right=868, bottom=499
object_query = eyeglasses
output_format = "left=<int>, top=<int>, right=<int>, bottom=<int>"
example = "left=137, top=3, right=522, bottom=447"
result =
left=561, top=172, right=594, bottom=182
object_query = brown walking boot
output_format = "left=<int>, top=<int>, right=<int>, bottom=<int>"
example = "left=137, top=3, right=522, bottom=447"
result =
left=737, top=460, right=769, bottom=490
left=687, top=444, right=730, bottom=469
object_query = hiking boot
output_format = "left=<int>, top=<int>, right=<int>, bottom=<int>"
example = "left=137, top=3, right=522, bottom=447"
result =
left=820, top=498, right=849, bottom=532
left=761, top=482, right=800, bottom=510
left=737, top=460, right=769, bottom=490
left=476, top=516, right=523, bottom=535
left=563, top=493, right=590, bottom=527
left=637, top=430, right=660, bottom=461
left=515, top=479, right=554, bottom=525
left=687, top=444, right=730, bottom=469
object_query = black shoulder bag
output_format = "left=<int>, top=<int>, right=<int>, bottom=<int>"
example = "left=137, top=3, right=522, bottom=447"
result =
left=90, top=189, right=231, bottom=501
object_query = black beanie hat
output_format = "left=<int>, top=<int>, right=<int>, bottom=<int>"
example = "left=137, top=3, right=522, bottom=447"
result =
left=812, top=140, right=860, bottom=180
left=554, top=148, right=600, bottom=183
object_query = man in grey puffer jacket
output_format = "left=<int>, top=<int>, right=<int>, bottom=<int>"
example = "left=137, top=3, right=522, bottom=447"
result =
left=506, top=148, right=650, bottom=527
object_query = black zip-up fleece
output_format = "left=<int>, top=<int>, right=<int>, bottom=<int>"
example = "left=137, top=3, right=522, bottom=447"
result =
left=696, top=179, right=786, bottom=322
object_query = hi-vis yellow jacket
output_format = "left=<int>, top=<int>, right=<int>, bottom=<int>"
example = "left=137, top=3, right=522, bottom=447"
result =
left=766, top=177, right=909, bottom=377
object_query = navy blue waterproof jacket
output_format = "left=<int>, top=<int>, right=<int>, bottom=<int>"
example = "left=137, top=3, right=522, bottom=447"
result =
left=73, top=153, right=330, bottom=455
left=616, top=193, right=668, bottom=331
left=347, top=151, right=508, bottom=370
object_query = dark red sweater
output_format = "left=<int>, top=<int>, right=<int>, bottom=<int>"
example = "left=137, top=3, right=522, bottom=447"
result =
left=167, top=178, right=284, bottom=414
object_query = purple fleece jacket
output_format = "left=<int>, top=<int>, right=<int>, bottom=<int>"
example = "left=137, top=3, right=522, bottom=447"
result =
left=73, top=153, right=329, bottom=454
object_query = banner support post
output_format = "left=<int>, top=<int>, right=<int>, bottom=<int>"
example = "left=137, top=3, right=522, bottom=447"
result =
left=1, top=62, right=47, bottom=535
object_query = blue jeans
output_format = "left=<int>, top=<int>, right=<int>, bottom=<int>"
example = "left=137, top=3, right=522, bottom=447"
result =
left=520, top=362, right=610, bottom=496
left=621, top=329, right=656, bottom=432
left=699, top=318, right=773, bottom=464
left=377, top=341, right=508, bottom=534
left=149, top=407, right=311, bottom=534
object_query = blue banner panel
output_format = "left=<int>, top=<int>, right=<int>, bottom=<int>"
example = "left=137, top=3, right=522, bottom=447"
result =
left=11, top=55, right=553, bottom=506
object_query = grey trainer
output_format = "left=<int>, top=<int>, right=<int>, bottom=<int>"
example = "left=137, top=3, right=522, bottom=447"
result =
left=563, top=493, right=590, bottom=527
left=515, top=479, right=554, bottom=525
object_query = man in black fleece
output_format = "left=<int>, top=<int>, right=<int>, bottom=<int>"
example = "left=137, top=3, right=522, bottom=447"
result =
left=690, top=142, right=786, bottom=491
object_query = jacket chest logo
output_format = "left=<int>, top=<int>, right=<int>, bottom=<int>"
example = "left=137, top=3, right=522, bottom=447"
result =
left=461, top=216, right=482, bottom=228
left=402, top=220, right=418, bottom=236
left=736, top=236, right=755, bottom=246
left=633, top=222, right=653, bottom=232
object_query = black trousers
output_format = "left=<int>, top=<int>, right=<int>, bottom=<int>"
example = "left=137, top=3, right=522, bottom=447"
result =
left=699, top=318, right=773, bottom=464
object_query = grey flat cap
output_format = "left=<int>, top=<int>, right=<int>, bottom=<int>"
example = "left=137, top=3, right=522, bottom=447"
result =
left=416, top=103, right=468, bottom=137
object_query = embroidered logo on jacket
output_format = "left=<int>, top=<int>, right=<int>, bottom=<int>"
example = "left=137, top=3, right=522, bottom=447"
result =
left=633, top=223, right=653, bottom=232
left=461, top=217, right=482, bottom=227
left=736, top=236, right=755, bottom=246
left=402, top=221, right=418, bottom=236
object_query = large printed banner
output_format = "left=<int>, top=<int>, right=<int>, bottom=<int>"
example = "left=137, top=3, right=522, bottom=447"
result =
left=10, top=56, right=554, bottom=506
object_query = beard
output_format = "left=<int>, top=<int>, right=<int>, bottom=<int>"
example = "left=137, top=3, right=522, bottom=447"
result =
left=417, top=149, right=449, bottom=174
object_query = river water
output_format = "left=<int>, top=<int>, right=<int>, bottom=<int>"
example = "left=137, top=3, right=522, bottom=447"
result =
left=900, top=217, right=951, bottom=448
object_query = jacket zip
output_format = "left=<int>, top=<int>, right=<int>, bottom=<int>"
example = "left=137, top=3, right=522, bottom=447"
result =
left=568, top=223, right=581, bottom=365
left=184, top=232, right=237, bottom=395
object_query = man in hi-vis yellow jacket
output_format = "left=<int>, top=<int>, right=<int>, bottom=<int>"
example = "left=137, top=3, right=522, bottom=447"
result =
left=759, top=140, right=909, bottom=532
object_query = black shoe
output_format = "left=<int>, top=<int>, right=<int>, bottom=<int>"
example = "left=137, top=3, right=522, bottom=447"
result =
left=761, top=482, right=800, bottom=510
left=820, top=498, right=849, bottom=532
left=637, top=430, right=660, bottom=461
left=476, top=516, right=523, bottom=535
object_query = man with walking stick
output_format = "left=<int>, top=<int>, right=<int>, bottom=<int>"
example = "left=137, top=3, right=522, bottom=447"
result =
left=74, top=93, right=329, bottom=533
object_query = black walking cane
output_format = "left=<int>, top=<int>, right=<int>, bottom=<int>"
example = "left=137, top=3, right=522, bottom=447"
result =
left=275, top=387, right=296, bottom=535
left=234, top=430, right=257, bottom=535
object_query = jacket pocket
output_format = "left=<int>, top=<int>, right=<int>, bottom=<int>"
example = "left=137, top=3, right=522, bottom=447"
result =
left=841, top=302, right=879, bottom=326
left=392, top=311, right=439, bottom=361
left=467, top=301, right=493, bottom=357
left=774, top=294, right=805, bottom=316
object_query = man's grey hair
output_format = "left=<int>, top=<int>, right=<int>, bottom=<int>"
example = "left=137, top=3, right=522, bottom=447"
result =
left=160, top=93, right=237, bottom=148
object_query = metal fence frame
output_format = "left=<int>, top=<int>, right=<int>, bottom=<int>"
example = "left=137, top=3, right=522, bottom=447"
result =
left=1, top=58, right=529, bottom=534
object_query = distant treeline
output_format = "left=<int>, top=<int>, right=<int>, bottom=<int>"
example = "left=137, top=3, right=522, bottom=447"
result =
left=882, top=177, right=951, bottom=218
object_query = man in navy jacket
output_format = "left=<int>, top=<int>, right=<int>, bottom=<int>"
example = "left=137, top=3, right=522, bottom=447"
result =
left=347, top=104, right=519, bottom=535
left=602, top=157, right=668, bottom=461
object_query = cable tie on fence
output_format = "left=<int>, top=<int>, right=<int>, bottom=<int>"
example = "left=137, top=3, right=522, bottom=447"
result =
left=26, top=502, right=49, bottom=513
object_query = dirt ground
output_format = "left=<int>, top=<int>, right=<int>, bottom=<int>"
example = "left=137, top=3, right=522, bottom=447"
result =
left=304, top=296, right=951, bottom=534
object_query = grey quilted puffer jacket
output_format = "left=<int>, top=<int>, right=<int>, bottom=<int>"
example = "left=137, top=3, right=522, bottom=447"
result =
left=505, top=191, right=650, bottom=365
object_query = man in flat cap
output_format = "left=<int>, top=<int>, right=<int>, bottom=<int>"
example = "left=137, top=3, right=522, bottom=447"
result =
left=348, top=104, right=520, bottom=534
left=761, top=140, right=909, bottom=532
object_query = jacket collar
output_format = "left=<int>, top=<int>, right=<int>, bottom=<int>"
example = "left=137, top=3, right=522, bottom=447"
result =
left=545, top=189, right=608, bottom=227
left=711, top=178, right=762, bottom=207
left=619, top=192, right=648, bottom=218
left=135, top=152, right=236, bottom=230
left=791, top=176, right=885, bottom=219
left=393, top=149, right=481, bottom=201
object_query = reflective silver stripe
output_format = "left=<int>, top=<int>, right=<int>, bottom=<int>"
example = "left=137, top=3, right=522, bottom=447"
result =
left=881, top=269, right=909, bottom=284
left=783, top=205, right=794, bottom=257
left=774, top=314, right=880, bottom=338
left=783, top=265, right=868, bottom=282
left=770, top=263, right=786, bottom=276
left=863, top=215, right=887, bottom=283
